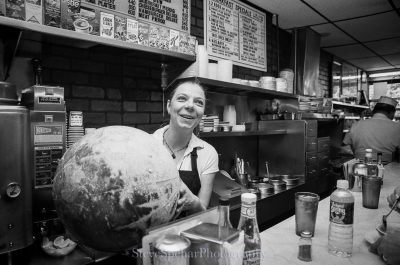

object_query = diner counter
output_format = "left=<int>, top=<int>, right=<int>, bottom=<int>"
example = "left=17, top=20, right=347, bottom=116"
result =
left=260, top=162, right=400, bottom=265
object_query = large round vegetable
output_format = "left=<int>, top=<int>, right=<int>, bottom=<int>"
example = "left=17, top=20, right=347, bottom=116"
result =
left=53, top=126, right=180, bottom=252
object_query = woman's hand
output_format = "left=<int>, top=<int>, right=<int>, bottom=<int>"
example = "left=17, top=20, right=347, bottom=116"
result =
left=387, top=186, right=400, bottom=214
left=175, top=182, right=205, bottom=217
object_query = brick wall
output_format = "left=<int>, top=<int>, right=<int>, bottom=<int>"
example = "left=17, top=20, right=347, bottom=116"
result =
left=37, top=1, right=301, bottom=133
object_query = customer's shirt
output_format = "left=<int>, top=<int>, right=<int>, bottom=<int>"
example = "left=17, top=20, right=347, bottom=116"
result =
left=343, top=113, right=400, bottom=162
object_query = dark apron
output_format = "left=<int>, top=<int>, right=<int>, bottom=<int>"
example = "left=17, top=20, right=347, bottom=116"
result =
left=179, top=148, right=201, bottom=195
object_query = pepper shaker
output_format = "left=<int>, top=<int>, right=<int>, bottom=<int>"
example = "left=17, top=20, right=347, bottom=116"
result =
left=298, top=231, right=312, bottom=262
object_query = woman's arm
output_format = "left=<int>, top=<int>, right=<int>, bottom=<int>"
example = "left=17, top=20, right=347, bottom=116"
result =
left=198, top=172, right=216, bottom=208
left=176, top=172, right=216, bottom=215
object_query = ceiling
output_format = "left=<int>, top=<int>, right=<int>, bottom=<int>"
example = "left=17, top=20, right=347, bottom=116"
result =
left=248, top=0, right=400, bottom=74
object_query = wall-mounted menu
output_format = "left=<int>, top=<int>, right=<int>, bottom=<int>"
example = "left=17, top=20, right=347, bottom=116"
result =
left=204, top=0, right=267, bottom=72
left=93, top=0, right=190, bottom=33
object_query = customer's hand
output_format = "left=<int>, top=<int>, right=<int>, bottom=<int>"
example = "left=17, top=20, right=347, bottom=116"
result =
left=387, top=186, right=400, bottom=214
left=377, top=230, right=400, bottom=265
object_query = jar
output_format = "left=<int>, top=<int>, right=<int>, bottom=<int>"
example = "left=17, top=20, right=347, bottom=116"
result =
left=153, top=234, right=190, bottom=265
left=298, top=231, right=312, bottom=262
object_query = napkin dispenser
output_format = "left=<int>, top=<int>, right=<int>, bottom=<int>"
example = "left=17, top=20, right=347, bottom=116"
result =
left=181, top=223, right=240, bottom=265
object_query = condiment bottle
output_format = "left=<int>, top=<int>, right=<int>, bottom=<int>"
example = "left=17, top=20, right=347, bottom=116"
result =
left=365, top=148, right=378, bottom=176
left=238, top=193, right=261, bottom=265
left=377, top=152, right=384, bottom=179
left=298, top=231, right=312, bottom=262
left=218, top=196, right=233, bottom=240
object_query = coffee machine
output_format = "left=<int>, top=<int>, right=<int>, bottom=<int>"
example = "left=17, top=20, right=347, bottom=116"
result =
left=20, top=85, right=66, bottom=237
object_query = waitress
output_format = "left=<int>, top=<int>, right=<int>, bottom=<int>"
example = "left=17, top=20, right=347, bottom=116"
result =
left=153, top=80, right=219, bottom=215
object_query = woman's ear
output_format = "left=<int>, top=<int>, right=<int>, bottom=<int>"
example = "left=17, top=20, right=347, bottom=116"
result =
left=166, top=99, right=171, bottom=114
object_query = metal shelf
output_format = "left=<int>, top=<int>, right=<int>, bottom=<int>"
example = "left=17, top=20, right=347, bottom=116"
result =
left=168, top=77, right=299, bottom=99
left=0, top=16, right=196, bottom=62
left=344, top=116, right=360, bottom=120
left=332, top=101, right=370, bottom=109
left=199, top=129, right=287, bottom=138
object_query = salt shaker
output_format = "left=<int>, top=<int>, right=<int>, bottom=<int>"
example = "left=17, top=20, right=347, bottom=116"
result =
left=298, top=231, right=312, bottom=262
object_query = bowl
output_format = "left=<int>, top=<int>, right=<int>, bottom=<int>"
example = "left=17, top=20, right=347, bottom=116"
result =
left=283, top=178, right=299, bottom=186
left=269, top=175, right=283, bottom=183
left=257, top=183, right=274, bottom=195
left=41, top=235, right=77, bottom=257
left=272, top=181, right=286, bottom=192
left=231, top=125, right=245, bottom=132
left=376, top=224, right=387, bottom=236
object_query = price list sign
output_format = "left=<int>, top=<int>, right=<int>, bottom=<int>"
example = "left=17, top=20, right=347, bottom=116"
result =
left=205, top=0, right=266, bottom=71
left=137, top=0, right=190, bottom=33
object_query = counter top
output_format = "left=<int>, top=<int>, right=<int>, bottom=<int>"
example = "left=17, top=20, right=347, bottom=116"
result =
left=260, top=163, right=400, bottom=265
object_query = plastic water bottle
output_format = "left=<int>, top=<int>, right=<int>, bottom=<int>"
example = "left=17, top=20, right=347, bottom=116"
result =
left=328, top=180, right=354, bottom=257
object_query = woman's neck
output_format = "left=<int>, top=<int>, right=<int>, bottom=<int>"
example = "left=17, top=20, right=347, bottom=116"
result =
left=165, top=125, right=192, bottom=149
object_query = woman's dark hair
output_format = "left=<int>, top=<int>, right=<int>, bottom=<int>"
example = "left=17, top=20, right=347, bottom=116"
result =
left=167, top=79, right=206, bottom=100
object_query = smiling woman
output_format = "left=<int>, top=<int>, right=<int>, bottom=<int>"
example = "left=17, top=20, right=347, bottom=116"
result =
left=152, top=80, right=219, bottom=217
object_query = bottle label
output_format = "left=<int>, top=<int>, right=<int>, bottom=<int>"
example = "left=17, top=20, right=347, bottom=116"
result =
left=243, top=249, right=261, bottom=265
left=330, top=201, right=354, bottom=224
left=241, top=205, right=256, bottom=218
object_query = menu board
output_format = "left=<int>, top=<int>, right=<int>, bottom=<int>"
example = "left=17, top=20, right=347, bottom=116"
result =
left=204, top=0, right=267, bottom=71
left=95, top=0, right=190, bottom=33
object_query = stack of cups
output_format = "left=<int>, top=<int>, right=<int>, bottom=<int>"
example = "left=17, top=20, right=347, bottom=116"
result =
left=276, top=78, right=288, bottom=92
left=279, top=69, right=294, bottom=93
left=217, top=59, right=233, bottom=82
left=259, top=76, right=276, bottom=90
left=197, top=45, right=209, bottom=78
left=208, top=63, right=218, bottom=80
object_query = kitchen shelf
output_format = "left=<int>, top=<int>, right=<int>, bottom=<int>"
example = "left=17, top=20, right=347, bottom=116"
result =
left=200, top=129, right=287, bottom=138
left=0, top=16, right=195, bottom=62
left=344, top=116, right=360, bottom=120
left=168, top=77, right=299, bottom=99
left=332, top=101, right=370, bottom=109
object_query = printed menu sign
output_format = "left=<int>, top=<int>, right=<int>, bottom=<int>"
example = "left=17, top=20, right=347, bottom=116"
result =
left=205, top=0, right=267, bottom=71
left=137, top=0, right=190, bottom=33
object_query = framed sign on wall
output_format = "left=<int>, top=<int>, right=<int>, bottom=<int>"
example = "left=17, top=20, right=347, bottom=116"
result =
left=204, top=0, right=267, bottom=72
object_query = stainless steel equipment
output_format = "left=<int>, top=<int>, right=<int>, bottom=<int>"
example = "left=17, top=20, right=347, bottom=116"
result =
left=21, top=85, right=66, bottom=229
left=0, top=82, right=33, bottom=255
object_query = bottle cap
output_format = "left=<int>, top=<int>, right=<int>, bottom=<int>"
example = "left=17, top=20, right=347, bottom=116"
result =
left=300, top=231, right=312, bottom=238
left=241, top=193, right=257, bottom=203
left=219, top=196, right=230, bottom=206
left=337, top=179, right=349, bottom=189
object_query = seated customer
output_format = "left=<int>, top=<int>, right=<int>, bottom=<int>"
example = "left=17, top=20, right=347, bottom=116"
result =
left=342, top=96, right=400, bottom=162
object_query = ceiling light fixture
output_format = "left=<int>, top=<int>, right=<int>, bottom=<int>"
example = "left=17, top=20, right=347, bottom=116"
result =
left=342, top=75, right=361, bottom=80
left=369, top=71, right=400, bottom=78
left=333, top=61, right=342, bottom=66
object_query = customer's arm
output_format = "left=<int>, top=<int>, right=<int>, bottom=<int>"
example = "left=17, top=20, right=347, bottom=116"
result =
left=377, top=230, right=400, bottom=265
left=387, top=186, right=400, bottom=213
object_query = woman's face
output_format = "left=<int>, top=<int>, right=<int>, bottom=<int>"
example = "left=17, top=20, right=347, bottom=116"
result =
left=167, top=82, right=205, bottom=131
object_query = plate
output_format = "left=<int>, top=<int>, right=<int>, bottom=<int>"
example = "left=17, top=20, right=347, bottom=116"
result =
left=41, top=235, right=78, bottom=257
left=376, top=223, right=387, bottom=236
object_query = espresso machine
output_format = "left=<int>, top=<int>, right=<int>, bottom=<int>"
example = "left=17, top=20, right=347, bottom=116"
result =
left=0, top=82, right=33, bottom=258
